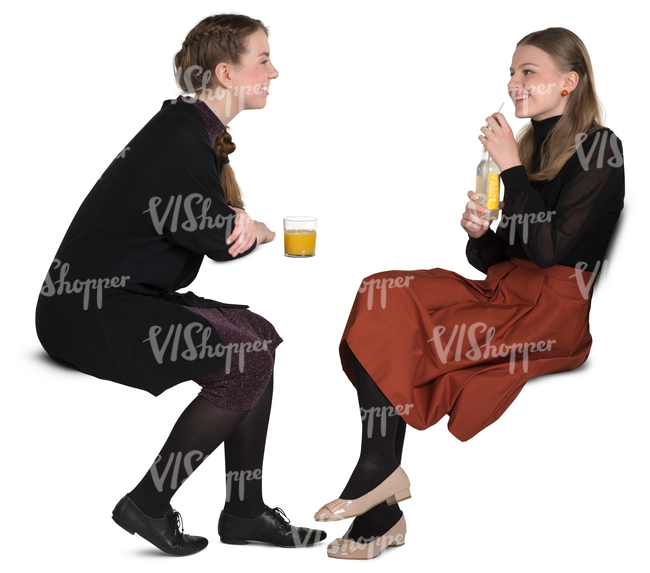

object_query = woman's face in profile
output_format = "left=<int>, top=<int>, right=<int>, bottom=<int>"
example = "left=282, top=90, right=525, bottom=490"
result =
left=228, top=28, right=279, bottom=111
left=508, top=44, right=570, bottom=121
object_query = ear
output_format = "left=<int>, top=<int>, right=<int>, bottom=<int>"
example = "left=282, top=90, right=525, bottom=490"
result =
left=563, top=70, right=579, bottom=94
left=213, top=62, right=235, bottom=89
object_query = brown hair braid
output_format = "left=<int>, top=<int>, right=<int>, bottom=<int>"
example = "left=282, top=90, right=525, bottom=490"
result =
left=173, top=14, right=268, bottom=208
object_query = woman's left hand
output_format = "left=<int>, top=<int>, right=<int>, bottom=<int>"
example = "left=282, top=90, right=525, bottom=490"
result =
left=479, top=113, right=522, bottom=172
left=227, top=207, right=257, bottom=257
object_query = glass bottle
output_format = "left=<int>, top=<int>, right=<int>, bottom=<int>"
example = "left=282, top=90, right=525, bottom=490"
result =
left=475, top=147, right=501, bottom=221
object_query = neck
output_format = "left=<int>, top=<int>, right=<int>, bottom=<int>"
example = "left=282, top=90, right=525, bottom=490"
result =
left=196, top=91, right=240, bottom=126
left=531, top=114, right=562, bottom=139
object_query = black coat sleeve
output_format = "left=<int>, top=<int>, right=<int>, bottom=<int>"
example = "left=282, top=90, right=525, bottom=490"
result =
left=140, top=115, right=257, bottom=262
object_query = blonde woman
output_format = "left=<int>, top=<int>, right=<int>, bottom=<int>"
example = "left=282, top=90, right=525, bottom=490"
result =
left=317, top=27, right=624, bottom=559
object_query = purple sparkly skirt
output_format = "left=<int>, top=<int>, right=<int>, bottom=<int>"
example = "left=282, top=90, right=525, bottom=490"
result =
left=182, top=305, right=282, bottom=410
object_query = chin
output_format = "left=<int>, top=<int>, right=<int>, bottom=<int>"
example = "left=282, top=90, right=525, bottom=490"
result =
left=246, top=99, right=267, bottom=111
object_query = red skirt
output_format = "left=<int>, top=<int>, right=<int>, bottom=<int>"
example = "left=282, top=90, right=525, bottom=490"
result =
left=339, top=258, right=594, bottom=442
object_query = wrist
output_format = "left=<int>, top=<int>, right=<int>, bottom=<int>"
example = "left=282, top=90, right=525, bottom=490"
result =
left=499, top=159, right=522, bottom=172
left=254, top=222, right=266, bottom=245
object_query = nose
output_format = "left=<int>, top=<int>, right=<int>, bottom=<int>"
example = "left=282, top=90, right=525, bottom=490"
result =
left=268, top=61, right=279, bottom=80
left=507, top=75, right=519, bottom=97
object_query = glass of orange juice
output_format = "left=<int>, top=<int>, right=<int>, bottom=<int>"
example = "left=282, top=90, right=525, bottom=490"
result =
left=283, top=216, right=317, bottom=257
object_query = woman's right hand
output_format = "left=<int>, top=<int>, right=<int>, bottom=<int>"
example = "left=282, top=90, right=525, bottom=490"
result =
left=461, top=190, right=492, bottom=239
left=227, top=207, right=257, bottom=257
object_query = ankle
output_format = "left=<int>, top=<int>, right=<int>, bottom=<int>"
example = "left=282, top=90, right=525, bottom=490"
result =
left=343, top=505, right=404, bottom=542
left=223, top=501, right=266, bottom=520
left=127, top=491, right=172, bottom=519
left=340, top=456, right=399, bottom=499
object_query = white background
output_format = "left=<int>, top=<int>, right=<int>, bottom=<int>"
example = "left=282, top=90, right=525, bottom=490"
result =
left=1, top=0, right=647, bottom=571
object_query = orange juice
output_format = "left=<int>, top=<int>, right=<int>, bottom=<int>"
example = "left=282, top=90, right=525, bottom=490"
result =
left=284, top=229, right=317, bottom=257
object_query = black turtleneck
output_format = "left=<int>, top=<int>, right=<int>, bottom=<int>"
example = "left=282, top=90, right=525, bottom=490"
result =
left=466, top=115, right=625, bottom=273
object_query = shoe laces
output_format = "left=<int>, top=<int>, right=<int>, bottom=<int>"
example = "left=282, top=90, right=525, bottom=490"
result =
left=172, top=510, right=184, bottom=540
left=271, top=507, right=290, bottom=524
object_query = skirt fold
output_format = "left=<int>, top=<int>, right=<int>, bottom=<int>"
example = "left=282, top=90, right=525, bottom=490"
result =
left=339, top=258, right=594, bottom=441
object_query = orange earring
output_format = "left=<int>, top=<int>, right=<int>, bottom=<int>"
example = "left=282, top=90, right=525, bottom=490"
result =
left=561, top=90, right=568, bottom=96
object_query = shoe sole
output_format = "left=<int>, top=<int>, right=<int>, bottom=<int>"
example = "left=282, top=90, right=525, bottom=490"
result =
left=219, top=537, right=321, bottom=548
left=113, top=514, right=207, bottom=556
left=327, top=541, right=405, bottom=560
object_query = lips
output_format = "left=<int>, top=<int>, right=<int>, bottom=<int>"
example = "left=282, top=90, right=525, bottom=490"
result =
left=514, top=94, right=530, bottom=104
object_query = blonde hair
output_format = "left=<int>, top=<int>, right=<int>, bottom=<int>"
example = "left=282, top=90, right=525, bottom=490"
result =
left=173, top=14, right=268, bottom=208
left=515, top=27, right=604, bottom=181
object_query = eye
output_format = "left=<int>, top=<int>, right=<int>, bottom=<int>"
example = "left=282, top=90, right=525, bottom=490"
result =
left=261, top=60, right=268, bottom=64
left=523, top=69, right=533, bottom=75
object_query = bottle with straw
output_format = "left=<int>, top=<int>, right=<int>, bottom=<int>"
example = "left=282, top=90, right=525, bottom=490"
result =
left=475, top=103, right=504, bottom=222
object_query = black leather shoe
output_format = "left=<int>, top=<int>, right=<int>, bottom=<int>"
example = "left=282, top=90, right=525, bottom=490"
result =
left=112, top=495, right=208, bottom=556
left=218, top=506, right=327, bottom=547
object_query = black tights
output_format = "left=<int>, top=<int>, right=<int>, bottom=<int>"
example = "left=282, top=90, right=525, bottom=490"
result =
left=340, top=351, right=407, bottom=542
left=128, top=373, right=274, bottom=520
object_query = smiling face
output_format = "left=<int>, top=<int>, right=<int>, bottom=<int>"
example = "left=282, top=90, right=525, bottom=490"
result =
left=227, top=28, right=279, bottom=110
left=508, top=44, right=577, bottom=121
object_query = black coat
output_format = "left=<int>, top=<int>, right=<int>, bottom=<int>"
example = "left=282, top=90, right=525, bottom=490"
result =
left=35, top=97, right=256, bottom=396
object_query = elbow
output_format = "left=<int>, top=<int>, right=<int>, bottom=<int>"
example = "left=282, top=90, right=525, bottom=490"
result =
left=206, top=239, right=257, bottom=262
left=206, top=250, right=234, bottom=262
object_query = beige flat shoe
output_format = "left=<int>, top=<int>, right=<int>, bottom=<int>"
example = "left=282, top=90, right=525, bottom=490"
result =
left=314, top=466, right=410, bottom=522
left=327, top=514, right=407, bottom=559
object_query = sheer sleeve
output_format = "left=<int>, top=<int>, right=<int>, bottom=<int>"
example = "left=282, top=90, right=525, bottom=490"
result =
left=465, top=229, right=509, bottom=274
left=498, top=129, right=624, bottom=268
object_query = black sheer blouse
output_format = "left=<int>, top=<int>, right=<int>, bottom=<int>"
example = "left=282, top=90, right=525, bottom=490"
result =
left=466, top=115, right=625, bottom=273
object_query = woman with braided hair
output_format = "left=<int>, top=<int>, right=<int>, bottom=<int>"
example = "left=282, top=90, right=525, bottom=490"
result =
left=35, top=13, right=325, bottom=555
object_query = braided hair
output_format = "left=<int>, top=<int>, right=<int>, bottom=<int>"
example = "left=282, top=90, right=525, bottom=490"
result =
left=173, top=14, right=268, bottom=208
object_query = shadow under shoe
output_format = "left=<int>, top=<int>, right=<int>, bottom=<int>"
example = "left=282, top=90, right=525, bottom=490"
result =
left=219, top=506, right=327, bottom=547
left=112, top=495, right=208, bottom=556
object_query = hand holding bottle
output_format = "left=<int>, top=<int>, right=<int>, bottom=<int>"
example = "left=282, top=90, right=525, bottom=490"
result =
left=461, top=191, right=505, bottom=238
left=479, top=113, right=522, bottom=172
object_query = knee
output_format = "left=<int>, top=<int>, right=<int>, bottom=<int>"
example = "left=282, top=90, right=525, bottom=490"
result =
left=235, top=340, right=275, bottom=380
left=355, top=271, right=414, bottom=311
